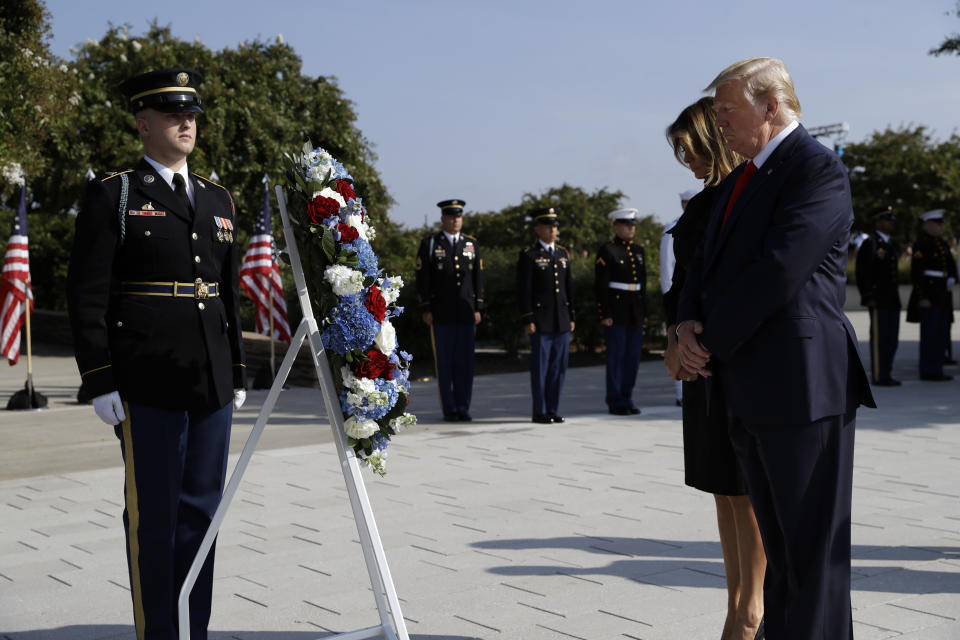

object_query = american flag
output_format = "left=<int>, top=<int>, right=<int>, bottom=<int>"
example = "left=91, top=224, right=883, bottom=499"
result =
left=1, top=186, right=33, bottom=365
left=240, top=186, right=291, bottom=343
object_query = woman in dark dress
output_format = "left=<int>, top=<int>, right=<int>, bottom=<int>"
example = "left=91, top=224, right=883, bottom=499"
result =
left=663, top=97, right=766, bottom=640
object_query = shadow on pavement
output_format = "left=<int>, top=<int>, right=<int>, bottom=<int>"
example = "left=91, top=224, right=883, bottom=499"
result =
left=471, top=536, right=960, bottom=593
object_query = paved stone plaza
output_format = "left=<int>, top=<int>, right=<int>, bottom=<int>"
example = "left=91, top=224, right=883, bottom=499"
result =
left=1, top=310, right=958, bottom=639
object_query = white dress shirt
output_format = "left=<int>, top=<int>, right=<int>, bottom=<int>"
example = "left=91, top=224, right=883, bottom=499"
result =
left=143, top=155, right=195, bottom=209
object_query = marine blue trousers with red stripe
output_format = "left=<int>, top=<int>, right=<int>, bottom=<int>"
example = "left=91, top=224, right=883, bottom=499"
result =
left=114, top=400, right=232, bottom=640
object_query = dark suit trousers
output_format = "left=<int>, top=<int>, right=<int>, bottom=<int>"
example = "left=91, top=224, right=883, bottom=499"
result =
left=603, top=325, right=643, bottom=409
left=868, top=307, right=899, bottom=382
left=918, top=307, right=950, bottom=377
left=116, top=401, right=232, bottom=640
left=434, top=322, right=476, bottom=415
left=529, top=330, right=569, bottom=415
left=728, top=411, right=856, bottom=640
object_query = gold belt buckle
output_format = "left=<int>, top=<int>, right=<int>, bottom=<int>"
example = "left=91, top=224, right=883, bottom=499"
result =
left=194, top=278, right=209, bottom=299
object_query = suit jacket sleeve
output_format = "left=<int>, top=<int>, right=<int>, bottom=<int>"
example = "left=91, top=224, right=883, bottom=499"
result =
left=66, top=177, right=121, bottom=397
left=219, top=189, right=247, bottom=389
left=517, top=249, right=534, bottom=323
left=699, top=152, right=852, bottom=362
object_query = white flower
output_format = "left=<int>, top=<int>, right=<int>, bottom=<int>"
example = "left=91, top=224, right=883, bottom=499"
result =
left=68, top=92, right=81, bottom=107
left=382, top=276, right=403, bottom=305
left=119, top=53, right=127, bottom=63
left=131, top=40, right=142, bottom=52
left=277, top=33, right=284, bottom=44
left=374, top=319, right=396, bottom=355
left=344, top=416, right=379, bottom=439
left=58, top=64, right=68, bottom=73
left=389, top=413, right=417, bottom=430
left=362, top=449, right=387, bottom=476
left=324, top=265, right=364, bottom=296
left=2, top=163, right=25, bottom=187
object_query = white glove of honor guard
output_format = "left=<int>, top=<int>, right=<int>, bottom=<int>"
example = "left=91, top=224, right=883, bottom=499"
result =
left=92, top=391, right=126, bottom=425
left=233, top=388, right=246, bottom=410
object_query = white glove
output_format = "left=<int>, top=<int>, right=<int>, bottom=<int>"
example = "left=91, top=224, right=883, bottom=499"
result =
left=233, top=388, right=246, bottom=410
left=92, top=391, right=126, bottom=425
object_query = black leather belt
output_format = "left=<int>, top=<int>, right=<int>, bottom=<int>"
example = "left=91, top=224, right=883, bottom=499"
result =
left=121, top=279, right=219, bottom=299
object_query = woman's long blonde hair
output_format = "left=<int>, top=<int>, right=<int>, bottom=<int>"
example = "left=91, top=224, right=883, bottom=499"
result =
left=666, top=97, right=742, bottom=187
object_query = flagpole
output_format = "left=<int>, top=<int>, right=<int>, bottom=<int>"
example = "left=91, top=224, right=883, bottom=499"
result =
left=24, top=290, right=33, bottom=400
left=269, top=285, right=276, bottom=381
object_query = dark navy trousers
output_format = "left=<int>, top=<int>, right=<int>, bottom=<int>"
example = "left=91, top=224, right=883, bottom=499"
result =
left=434, top=323, right=475, bottom=416
left=115, top=400, right=232, bottom=640
left=919, top=307, right=951, bottom=378
left=729, top=410, right=856, bottom=640
left=603, top=325, right=643, bottom=409
left=868, top=307, right=899, bottom=382
left=529, top=330, right=569, bottom=416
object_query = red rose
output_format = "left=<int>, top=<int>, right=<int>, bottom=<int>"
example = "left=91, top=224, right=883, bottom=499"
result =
left=336, top=179, right=356, bottom=202
left=338, top=222, right=360, bottom=243
left=307, top=195, right=341, bottom=223
left=365, top=285, right=387, bottom=322
left=354, top=349, right=393, bottom=380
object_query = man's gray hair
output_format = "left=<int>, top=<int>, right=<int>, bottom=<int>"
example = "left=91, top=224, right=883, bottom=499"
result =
left=705, top=57, right=802, bottom=120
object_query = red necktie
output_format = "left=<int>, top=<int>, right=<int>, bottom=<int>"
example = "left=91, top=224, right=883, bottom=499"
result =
left=721, top=161, right=757, bottom=228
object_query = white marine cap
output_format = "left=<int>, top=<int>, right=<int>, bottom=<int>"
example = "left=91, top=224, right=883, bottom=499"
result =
left=919, top=209, right=946, bottom=222
left=608, top=208, right=639, bottom=224
left=679, top=188, right=699, bottom=201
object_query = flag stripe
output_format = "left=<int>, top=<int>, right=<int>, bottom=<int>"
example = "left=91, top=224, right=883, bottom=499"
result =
left=239, top=189, right=291, bottom=344
left=1, top=187, right=31, bottom=365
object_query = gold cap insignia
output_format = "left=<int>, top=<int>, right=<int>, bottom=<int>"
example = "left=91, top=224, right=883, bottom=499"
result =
left=177, top=72, right=189, bottom=86
left=144, top=174, right=155, bottom=184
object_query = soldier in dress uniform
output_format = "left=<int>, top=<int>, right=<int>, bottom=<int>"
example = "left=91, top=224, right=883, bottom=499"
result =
left=66, top=68, right=246, bottom=640
left=517, top=208, right=575, bottom=424
left=595, top=208, right=646, bottom=415
left=415, top=199, right=483, bottom=421
left=855, top=208, right=903, bottom=386
left=907, top=209, right=957, bottom=381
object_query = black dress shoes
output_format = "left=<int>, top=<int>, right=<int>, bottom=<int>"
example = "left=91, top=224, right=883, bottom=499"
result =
left=629, top=407, right=641, bottom=414
left=920, top=373, right=954, bottom=381
left=442, top=413, right=459, bottom=422
left=549, top=414, right=565, bottom=423
left=873, top=378, right=902, bottom=386
left=457, top=411, right=473, bottom=421
left=532, top=414, right=552, bottom=424
left=608, top=406, right=632, bottom=416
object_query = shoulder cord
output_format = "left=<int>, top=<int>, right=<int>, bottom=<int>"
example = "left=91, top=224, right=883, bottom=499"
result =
left=117, top=173, right=129, bottom=246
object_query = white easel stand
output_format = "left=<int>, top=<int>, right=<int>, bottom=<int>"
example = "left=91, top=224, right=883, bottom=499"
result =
left=176, top=186, right=409, bottom=640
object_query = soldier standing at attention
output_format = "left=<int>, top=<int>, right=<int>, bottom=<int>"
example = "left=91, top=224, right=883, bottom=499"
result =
left=595, top=208, right=646, bottom=415
left=66, top=69, right=247, bottom=639
left=517, top=208, right=575, bottom=424
left=856, top=208, right=903, bottom=386
left=907, top=209, right=957, bottom=381
left=415, top=199, right=483, bottom=421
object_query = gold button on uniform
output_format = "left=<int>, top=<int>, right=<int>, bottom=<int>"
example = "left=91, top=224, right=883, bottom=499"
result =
left=116, top=321, right=123, bottom=327
left=198, top=302, right=205, bottom=310
left=144, top=230, right=151, bottom=237
left=192, top=232, right=198, bottom=240
left=194, top=256, right=201, bottom=263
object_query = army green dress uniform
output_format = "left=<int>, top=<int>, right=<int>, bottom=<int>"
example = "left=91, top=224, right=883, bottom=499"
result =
left=66, top=69, right=245, bottom=640
left=855, top=211, right=902, bottom=385
left=595, top=208, right=646, bottom=414
left=516, top=208, right=575, bottom=422
left=907, top=209, right=957, bottom=381
left=415, top=199, right=483, bottom=420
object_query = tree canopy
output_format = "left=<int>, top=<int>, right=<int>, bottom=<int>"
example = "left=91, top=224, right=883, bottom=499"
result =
left=842, top=126, right=960, bottom=242
left=930, top=0, right=960, bottom=56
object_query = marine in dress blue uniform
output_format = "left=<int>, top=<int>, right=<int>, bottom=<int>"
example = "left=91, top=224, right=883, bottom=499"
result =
left=66, top=69, right=246, bottom=640
left=595, top=208, right=646, bottom=415
left=415, top=199, right=483, bottom=421
left=855, top=209, right=903, bottom=385
left=517, top=208, right=575, bottom=424
left=907, top=209, right=957, bottom=381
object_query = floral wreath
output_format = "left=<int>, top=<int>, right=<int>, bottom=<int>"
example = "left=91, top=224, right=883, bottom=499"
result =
left=283, top=142, right=416, bottom=475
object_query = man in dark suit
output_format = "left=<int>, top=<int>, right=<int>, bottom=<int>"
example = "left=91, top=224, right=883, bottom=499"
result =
left=677, top=58, right=875, bottom=640
left=595, top=208, right=646, bottom=415
left=855, top=209, right=903, bottom=386
left=907, top=208, right=956, bottom=381
left=415, top=199, right=483, bottom=421
left=67, top=69, right=246, bottom=639
left=517, top=208, right=575, bottom=424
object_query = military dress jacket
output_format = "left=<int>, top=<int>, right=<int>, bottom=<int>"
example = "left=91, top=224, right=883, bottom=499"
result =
left=517, top=243, right=575, bottom=334
left=594, top=238, right=646, bottom=327
left=415, top=232, right=483, bottom=325
left=67, top=158, right=246, bottom=411
left=907, top=231, right=957, bottom=321
left=855, top=232, right=902, bottom=309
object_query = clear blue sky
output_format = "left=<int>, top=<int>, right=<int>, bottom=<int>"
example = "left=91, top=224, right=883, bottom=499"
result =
left=44, top=0, right=960, bottom=230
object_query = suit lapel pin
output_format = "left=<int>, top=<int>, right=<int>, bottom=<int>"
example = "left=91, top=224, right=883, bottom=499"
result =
left=143, top=174, right=155, bottom=184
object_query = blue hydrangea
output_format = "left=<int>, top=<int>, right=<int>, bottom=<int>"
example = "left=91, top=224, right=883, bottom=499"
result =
left=344, top=238, right=379, bottom=277
left=370, top=431, right=388, bottom=451
left=321, top=294, right=380, bottom=355
left=393, top=367, right=410, bottom=393
left=343, top=378, right=399, bottom=421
